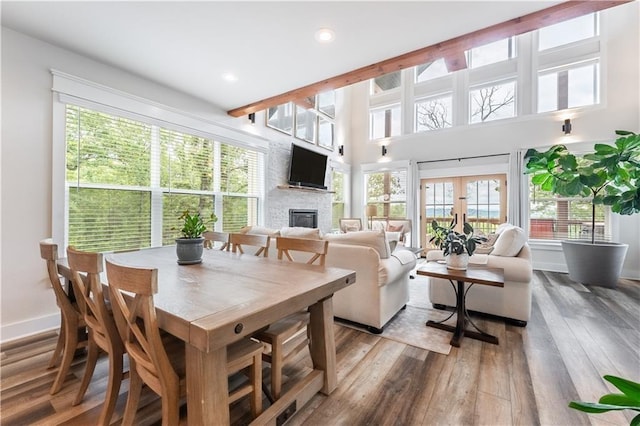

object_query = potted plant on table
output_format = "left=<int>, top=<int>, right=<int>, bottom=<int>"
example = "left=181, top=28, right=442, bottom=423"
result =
left=429, top=220, right=486, bottom=270
left=524, top=130, right=640, bottom=287
left=175, top=210, right=217, bottom=265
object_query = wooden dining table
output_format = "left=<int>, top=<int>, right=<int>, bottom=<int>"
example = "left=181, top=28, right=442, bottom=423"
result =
left=57, top=245, right=355, bottom=425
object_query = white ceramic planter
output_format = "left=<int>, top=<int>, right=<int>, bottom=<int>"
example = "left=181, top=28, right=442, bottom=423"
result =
left=446, top=253, right=469, bottom=270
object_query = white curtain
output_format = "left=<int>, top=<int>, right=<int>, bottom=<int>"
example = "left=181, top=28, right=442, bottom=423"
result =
left=507, top=149, right=529, bottom=235
left=407, top=159, right=419, bottom=247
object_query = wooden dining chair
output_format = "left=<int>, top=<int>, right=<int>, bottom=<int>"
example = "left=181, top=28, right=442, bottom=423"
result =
left=66, top=246, right=126, bottom=426
left=254, top=236, right=329, bottom=400
left=39, top=239, right=88, bottom=395
left=203, top=230, right=229, bottom=251
left=229, top=233, right=270, bottom=257
left=105, top=259, right=264, bottom=425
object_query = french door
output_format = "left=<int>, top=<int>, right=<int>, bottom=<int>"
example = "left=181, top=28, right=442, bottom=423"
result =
left=420, top=174, right=507, bottom=250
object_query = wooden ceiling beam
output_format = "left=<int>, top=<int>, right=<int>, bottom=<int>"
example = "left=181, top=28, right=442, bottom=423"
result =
left=444, top=51, right=468, bottom=73
left=227, top=1, right=631, bottom=117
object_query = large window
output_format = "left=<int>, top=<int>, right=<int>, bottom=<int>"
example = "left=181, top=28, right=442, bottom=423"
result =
left=528, top=149, right=610, bottom=241
left=365, top=169, right=407, bottom=219
left=331, top=169, right=346, bottom=230
left=529, top=184, right=609, bottom=241
left=66, top=104, right=263, bottom=252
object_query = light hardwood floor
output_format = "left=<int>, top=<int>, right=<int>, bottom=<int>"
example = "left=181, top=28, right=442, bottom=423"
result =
left=1, top=270, right=639, bottom=425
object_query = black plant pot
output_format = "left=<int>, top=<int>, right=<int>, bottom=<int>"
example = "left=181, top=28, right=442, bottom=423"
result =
left=175, top=237, right=204, bottom=265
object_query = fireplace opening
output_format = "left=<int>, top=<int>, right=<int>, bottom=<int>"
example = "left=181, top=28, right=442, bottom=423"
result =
left=289, top=209, right=318, bottom=228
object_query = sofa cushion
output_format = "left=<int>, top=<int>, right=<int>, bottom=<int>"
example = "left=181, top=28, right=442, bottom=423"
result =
left=280, top=226, right=321, bottom=240
left=324, top=229, right=391, bottom=259
left=491, top=226, right=527, bottom=257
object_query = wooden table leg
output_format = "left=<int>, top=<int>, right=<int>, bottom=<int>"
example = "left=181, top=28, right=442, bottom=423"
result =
left=186, top=343, right=229, bottom=425
left=308, top=296, right=337, bottom=395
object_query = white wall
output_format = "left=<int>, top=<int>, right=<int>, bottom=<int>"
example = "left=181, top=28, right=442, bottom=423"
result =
left=345, top=3, right=640, bottom=278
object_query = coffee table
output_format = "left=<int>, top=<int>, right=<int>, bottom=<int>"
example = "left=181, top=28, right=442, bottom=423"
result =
left=417, top=262, right=504, bottom=347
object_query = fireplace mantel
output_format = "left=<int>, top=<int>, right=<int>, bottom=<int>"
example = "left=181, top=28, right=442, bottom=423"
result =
left=277, top=184, right=334, bottom=194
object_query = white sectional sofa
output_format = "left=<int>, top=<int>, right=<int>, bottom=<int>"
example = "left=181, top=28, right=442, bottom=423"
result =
left=240, top=226, right=417, bottom=333
left=426, top=225, right=533, bottom=326
left=323, top=231, right=417, bottom=333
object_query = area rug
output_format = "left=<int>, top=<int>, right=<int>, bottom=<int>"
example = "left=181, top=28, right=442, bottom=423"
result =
left=335, top=261, right=453, bottom=355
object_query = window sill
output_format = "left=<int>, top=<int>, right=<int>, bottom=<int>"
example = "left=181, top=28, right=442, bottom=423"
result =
left=528, top=239, right=564, bottom=251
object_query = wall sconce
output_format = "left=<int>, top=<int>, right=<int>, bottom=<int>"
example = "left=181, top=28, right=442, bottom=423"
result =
left=338, top=145, right=344, bottom=156
left=381, top=145, right=388, bottom=156
left=248, top=113, right=256, bottom=124
left=562, top=118, right=572, bottom=134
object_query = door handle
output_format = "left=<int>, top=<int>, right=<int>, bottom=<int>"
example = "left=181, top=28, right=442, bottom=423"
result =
left=463, top=213, right=466, bottom=224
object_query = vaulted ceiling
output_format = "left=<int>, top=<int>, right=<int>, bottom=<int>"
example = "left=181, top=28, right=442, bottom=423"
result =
left=1, top=1, right=629, bottom=116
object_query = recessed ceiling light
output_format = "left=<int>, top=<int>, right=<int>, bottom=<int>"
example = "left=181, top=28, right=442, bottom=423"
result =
left=222, top=72, right=238, bottom=82
left=315, top=28, right=335, bottom=43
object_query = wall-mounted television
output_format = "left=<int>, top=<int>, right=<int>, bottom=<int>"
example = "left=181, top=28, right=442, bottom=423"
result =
left=287, top=143, right=328, bottom=190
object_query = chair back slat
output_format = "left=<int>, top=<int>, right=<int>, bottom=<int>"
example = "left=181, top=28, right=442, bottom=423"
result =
left=66, top=246, right=122, bottom=354
left=106, top=259, right=178, bottom=398
left=40, top=240, right=75, bottom=313
left=229, top=233, right=270, bottom=257
left=203, top=231, right=230, bottom=251
left=276, top=237, right=328, bottom=266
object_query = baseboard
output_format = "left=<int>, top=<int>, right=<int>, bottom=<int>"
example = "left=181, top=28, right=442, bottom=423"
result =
left=1, top=313, right=60, bottom=345
left=533, top=262, right=639, bottom=281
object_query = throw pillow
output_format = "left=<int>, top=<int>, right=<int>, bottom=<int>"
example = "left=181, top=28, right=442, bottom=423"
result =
left=344, top=224, right=360, bottom=233
left=323, top=229, right=391, bottom=259
left=385, top=231, right=401, bottom=252
left=387, top=223, right=404, bottom=241
left=474, top=233, right=498, bottom=254
left=495, top=222, right=513, bottom=235
left=491, top=226, right=526, bottom=257
left=280, top=226, right=321, bottom=240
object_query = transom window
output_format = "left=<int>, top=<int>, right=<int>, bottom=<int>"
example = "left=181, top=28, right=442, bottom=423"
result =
left=370, top=103, right=401, bottom=140
left=366, top=11, right=604, bottom=140
left=415, top=59, right=450, bottom=83
left=468, top=37, right=516, bottom=68
left=266, top=91, right=335, bottom=150
left=538, top=60, right=599, bottom=113
left=371, top=71, right=402, bottom=95
left=539, top=13, right=599, bottom=51
left=469, top=80, right=516, bottom=123
left=415, top=93, right=453, bottom=131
